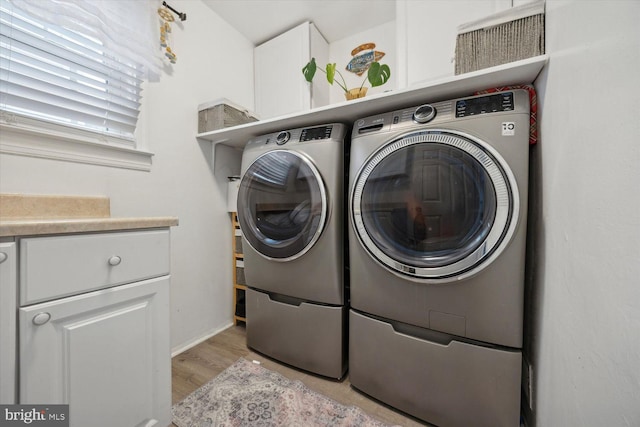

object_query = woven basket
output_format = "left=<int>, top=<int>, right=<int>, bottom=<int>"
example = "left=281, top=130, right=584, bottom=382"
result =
left=455, top=1, right=545, bottom=74
left=198, top=98, right=258, bottom=133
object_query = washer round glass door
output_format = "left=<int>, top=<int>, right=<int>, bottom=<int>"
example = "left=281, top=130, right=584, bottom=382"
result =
left=351, top=130, right=518, bottom=280
left=238, top=150, right=327, bottom=261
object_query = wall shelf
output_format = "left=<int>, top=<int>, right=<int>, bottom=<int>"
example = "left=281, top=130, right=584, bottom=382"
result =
left=231, top=213, right=246, bottom=325
left=197, top=55, right=547, bottom=149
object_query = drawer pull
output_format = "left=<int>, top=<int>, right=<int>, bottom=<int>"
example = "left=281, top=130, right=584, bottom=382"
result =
left=0, top=252, right=7, bottom=264
left=33, top=312, right=51, bottom=325
left=108, top=256, right=122, bottom=266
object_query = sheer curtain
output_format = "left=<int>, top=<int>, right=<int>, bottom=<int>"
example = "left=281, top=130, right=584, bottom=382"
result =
left=1, top=0, right=165, bottom=144
left=6, top=0, right=162, bottom=79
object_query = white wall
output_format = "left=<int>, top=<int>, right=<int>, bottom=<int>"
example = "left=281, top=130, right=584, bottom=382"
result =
left=528, top=1, right=640, bottom=425
left=4, top=4, right=640, bottom=422
left=328, top=20, right=397, bottom=105
left=0, top=0, right=254, bottom=354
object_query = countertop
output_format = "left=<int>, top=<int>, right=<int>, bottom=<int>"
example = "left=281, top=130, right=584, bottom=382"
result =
left=0, top=216, right=179, bottom=237
left=0, top=193, right=178, bottom=237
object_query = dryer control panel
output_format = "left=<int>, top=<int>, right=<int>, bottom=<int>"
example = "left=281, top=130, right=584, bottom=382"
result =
left=300, top=125, right=333, bottom=141
left=244, top=123, right=346, bottom=150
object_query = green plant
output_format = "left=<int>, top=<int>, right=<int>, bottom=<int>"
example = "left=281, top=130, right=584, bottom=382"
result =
left=302, top=58, right=391, bottom=93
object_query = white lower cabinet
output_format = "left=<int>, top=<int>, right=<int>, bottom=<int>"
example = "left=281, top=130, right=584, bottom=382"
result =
left=0, top=241, right=17, bottom=404
left=17, top=229, right=172, bottom=427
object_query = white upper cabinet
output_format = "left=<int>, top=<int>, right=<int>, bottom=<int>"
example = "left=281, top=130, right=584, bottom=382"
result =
left=396, top=0, right=514, bottom=87
left=254, top=22, right=329, bottom=119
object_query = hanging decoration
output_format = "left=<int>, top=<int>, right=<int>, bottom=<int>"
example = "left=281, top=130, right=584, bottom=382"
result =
left=158, top=5, right=176, bottom=63
left=157, top=1, right=186, bottom=64
left=345, top=43, right=386, bottom=76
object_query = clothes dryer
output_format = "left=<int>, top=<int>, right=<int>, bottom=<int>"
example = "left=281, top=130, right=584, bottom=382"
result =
left=237, top=123, right=347, bottom=379
left=348, top=90, right=530, bottom=426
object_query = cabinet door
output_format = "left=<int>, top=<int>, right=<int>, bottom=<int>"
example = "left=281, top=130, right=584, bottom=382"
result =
left=398, top=0, right=512, bottom=85
left=254, top=22, right=312, bottom=118
left=19, top=276, right=171, bottom=427
left=0, top=241, right=16, bottom=404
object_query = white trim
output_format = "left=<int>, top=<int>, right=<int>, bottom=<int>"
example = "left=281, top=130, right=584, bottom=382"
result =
left=457, top=0, right=545, bottom=33
left=0, top=113, right=154, bottom=171
left=395, top=0, right=409, bottom=89
left=170, top=322, right=234, bottom=357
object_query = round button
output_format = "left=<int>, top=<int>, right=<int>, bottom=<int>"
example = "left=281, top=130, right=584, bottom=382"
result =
left=108, top=256, right=122, bottom=266
left=413, top=104, right=436, bottom=123
left=275, top=131, right=290, bottom=145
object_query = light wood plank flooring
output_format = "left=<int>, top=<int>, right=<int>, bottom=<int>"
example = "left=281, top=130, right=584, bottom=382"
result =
left=171, top=324, right=428, bottom=426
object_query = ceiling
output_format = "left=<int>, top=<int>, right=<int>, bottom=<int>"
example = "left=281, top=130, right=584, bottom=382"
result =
left=201, top=0, right=396, bottom=45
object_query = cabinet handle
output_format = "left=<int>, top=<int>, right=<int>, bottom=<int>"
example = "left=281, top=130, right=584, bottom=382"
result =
left=0, top=252, right=7, bottom=264
left=33, top=312, right=51, bottom=325
left=108, top=256, right=122, bottom=266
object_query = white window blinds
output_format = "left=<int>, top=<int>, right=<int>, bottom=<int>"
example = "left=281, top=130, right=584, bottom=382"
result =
left=0, top=0, right=148, bottom=142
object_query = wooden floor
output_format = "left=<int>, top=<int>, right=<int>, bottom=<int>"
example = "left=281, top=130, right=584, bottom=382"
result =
left=171, top=324, right=428, bottom=427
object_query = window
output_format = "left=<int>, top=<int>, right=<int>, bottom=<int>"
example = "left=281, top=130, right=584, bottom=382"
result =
left=0, top=0, right=154, bottom=170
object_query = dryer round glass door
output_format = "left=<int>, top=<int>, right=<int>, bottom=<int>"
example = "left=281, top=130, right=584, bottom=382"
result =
left=238, top=150, right=327, bottom=261
left=351, top=130, right=519, bottom=280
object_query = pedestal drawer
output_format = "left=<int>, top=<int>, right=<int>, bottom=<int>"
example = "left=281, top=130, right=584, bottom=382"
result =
left=246, top=288, right=347, bottom=379
left=349, top=309, right=522, bottom=427
left=20, top=230, right=170, bottom=305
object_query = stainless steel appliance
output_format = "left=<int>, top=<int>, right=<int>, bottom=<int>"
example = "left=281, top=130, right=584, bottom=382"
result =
left=348, top=90, right=530, bottom=426
left=237, top=123, right=347, bottom=379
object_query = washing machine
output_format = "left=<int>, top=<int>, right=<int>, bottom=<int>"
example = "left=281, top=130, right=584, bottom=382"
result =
left=348, top=90, right=530, bottom=426
left=237, top=123, right=347, bottom=379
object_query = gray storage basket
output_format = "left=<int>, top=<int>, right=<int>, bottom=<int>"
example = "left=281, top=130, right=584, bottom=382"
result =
left=455, top=1, right=545, bottom=74
left=235, top=266, right=246, bottom=285
left=234, top=235, right=243, bottom=255
left=198, top=98, right=258, bottom=133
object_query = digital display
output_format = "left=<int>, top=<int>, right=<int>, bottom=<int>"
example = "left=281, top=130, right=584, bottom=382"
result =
left=456, top=92, right=514, bottom=117
left=300, top=125, right=332, bottom=141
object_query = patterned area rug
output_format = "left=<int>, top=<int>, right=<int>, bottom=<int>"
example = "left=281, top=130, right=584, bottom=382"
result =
left=172, top=358, right=391, bottom=427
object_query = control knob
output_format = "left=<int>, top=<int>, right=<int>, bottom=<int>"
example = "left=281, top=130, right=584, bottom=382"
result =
left=275, top=131, right=290, bottom=145
left=413, top=104, right=436, bottom=123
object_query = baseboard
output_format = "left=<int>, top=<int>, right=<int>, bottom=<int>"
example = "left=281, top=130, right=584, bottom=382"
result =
left=171, top=321, right=234, bottom=357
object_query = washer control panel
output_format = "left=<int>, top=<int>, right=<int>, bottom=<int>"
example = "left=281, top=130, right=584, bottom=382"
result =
left=352, top=90, right=528, bottom=140
left=456, top=92, right=514, bottom=117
